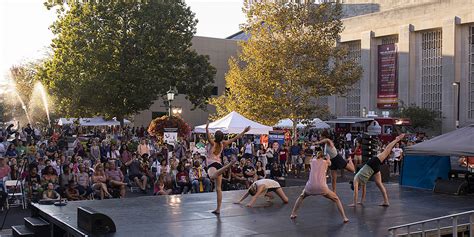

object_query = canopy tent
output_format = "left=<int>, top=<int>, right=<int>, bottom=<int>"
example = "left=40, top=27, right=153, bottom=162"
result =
left=194, top=111, right=273, bottom=135
left=57, top=117, right=131, bottom=126
left=273, top=118, right=330, bottom=129
left=401, top=125, right=474, bottom=189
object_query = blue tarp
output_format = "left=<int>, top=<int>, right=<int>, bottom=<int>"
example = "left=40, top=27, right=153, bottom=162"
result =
left=400, top=155, right=451, bottom=189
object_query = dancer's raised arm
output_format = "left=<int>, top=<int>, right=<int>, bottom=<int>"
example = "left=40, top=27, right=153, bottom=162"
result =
left=377, top=134, right=405, bottom=162
left=205, top=121, right=215, bottom=146
left=223, top=126, right=251, bottom=146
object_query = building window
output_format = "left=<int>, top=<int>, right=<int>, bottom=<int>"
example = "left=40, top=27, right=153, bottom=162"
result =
left=343, top=41, right=361, bottom=116
left=421, top=30, right=443, bottom=114
left=212, top=86, right=218, bottom=96
left=381, top=35, right=399, bottom=45
left=469, top=26, right=474, bottom=119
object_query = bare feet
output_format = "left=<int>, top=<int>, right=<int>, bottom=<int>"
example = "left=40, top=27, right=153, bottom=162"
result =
left=357, top=202, right=364, bottom=206
left=290, top=214, right=297, bottom=219
left=348, top=203, right=356, bottom=207
left=379, top=203, right=390, bottom=207
left=211, top=210, right=220, bottom=215
left=343, top=218, right=349, bottom=223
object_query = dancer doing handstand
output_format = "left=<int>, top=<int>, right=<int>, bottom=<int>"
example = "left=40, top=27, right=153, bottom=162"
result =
left=290, top=151, right=349, bottom=223
left=206, top=122, right=250, bottom=214
left=349, top=134, right=405, bottom=207
left=315, top=131, right=355, bottom=193
left=233, top=179, right=289, bottom=207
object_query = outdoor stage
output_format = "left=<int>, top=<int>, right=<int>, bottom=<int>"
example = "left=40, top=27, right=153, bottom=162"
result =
left=32, top=183, right=474, bottom=237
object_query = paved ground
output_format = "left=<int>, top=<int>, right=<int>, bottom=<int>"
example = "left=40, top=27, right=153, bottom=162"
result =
left=0, top=170, right=399, bottom=233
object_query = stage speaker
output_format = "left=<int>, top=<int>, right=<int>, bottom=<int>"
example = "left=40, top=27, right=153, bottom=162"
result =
left=77, top=207, right=116, bottom=234
left=433, top=179, right=468, bottom=196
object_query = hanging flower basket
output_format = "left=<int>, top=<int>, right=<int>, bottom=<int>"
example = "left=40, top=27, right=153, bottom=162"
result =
left=147, top=116, right=191, bottom=138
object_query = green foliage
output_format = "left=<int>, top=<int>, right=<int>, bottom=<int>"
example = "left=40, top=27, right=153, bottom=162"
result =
left=210, top=1, right=362, bottom=131
left=393, top=104, right=441, bottom=131
left=38, top=0, right=215, bottom=120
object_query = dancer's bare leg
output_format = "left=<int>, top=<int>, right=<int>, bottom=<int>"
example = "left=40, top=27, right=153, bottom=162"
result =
left=274, top=188, right=289, bottom=204
left=349, top=178, right=358, bottom=207
left=331, top=170, right=338, bottom=192
left=360, top=184, right=366, bottom=205
left=374, top=172, right=389, bottom=206
left=209, top=161, right=236, bottom=179
left=212, top=175, right=223, bottom=214
left=345, top=159, right=355, bottom=173
left=324, top=190, right=349, bottom=223
left=290, top=190, right=307, bottom=219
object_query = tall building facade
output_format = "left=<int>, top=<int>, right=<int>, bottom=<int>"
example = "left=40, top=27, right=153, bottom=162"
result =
left=329, top=0, right=474, bottom=132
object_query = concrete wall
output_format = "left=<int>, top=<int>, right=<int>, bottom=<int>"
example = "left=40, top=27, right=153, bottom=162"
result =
left=333, top=0, right=474, bottom=133
left=132, top=36, right=239, bottom=127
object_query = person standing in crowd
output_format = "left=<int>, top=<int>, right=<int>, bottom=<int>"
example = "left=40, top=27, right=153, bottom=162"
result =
left=256, top=145, right=267, bottom=171
left=90, top=140, right=101, bottom=163
left=279, top=145, right=288, bottom=176
left=303, top=143, right=313, bottom=172
left=350, top=134, right=405, bottom=207
left=345, top=132, right=352, bottom=149
left=137, top=138, right=150, bottom=157
left=316, top=131, right=355, bottom=193
left=353, top=142, right=362, bottom=166
left=290, top=151, right=349, bottom=223
left=242, top=139, right=255, bottom=163
left=205, top=122, right=249, bottom=214
left=290, top=143, right=301, bottom=176
left=392, top=142, right=403, bottom=174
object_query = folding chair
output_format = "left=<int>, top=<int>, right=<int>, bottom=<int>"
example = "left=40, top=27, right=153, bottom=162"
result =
left=4, top=180, right=26, bottom=209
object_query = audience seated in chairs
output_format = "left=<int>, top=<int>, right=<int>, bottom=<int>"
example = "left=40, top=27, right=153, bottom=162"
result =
left=231, top=161, right=246, bottom=190
left=175, top=162, right=191, bottom=194
left=126, top=153, right=148, bottom=193
left=105, top=161, right=126, bottom=198
left=189, top=160, right=211, bottom=193
left=243, top=158, right=257, bottom=188
left=91, top=163, right=112, bottom=200
left=42, top=182, right=60, bottom=201
left=65, top=180, right=82, bottom=201
left=59, top=165, right=74, bottom=196
left=25, top=165, right=42, bottom=203
left=154, top=173, right=173, bottom=195
left=75, top=164, right=93, bottom=199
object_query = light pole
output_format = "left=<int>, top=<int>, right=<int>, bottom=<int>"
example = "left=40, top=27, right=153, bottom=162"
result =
left=167, top=87, right=177, bottom=117
left=172, top=107, right=183, bottom=117
left=452, top=82, right=460, bottom=128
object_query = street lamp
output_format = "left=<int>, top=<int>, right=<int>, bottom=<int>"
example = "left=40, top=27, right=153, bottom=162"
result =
left=167, top=87, right=178, bottom=117
left=172, top=107, right=183, bottom=116
left=452, top=82, right=460, bottom=128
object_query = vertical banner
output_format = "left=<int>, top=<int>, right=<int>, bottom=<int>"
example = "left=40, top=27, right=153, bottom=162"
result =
left=377, top=44, right=398, bottom=109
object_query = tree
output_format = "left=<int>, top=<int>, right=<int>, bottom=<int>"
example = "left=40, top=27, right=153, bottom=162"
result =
left=147, top=115, right=191, bottom=139
left=393, top=104, right=441, bottom=132
left=210, top=1, right=362, bottom=143
left=38, top=1, right=216, bottom=122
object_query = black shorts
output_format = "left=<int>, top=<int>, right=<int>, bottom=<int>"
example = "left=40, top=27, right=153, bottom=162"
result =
left=267, top=187, right=278, bottom=193
left=329, top=154, right=348, bottom=170
left=208, top=162, right=223, bottom=170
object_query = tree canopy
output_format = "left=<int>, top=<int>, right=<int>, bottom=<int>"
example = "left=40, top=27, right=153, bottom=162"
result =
left=210, top=1, right=362, bottom=134
left=38, top=0, right=216, bottom=121
left=393, top=104, right=441, bottom=132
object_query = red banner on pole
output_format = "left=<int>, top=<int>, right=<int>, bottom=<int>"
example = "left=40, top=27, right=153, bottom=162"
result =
left=377, top=44, right=398, bottom=109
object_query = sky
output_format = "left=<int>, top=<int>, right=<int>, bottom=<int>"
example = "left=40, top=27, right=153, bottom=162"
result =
left=0, top=0, right=246, bottom=82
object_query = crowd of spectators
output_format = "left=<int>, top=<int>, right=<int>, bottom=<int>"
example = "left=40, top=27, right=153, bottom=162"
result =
left=0, top=123, right=423, bottom=209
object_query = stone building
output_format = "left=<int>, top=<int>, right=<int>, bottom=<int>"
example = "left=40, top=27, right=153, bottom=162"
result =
left=134, top=0, right=474, bottom=133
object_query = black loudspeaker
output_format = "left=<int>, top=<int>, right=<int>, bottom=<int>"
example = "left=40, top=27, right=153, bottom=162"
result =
left=77, top=207, right=116, bottom=234
left=433, top=179, right=468, bottom=196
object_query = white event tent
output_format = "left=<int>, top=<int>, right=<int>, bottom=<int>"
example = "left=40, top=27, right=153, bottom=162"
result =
left=57, top=117, right=131, bottom=126
left=194, top=111, right=273, bottom=135
left=273, top=118, right=330, bottom=129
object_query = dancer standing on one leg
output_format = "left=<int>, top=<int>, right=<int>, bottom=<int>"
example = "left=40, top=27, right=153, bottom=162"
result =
left=349, top=134, right=405, bottom=207
left=206, top=122, right=250, bottom=214
left=233, top=179, right=289, bottom=207
left=290, top=151, right=349, bottom=223
left=315, top=131, right=355, bottom=193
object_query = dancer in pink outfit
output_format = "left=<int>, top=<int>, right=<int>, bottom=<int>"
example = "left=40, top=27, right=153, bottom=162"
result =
left=290, top=151, right=349, bottom=223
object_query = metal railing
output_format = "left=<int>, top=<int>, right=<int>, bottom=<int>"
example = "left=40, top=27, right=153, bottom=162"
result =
left=388, top=210, right=474, bottom=237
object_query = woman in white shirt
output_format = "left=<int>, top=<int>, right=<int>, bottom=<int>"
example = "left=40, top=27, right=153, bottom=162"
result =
left=392, top=143, right=403, bottom=174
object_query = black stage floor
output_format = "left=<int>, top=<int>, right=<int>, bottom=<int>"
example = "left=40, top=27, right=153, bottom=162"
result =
left=33, top=183, right=474, bottom=237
